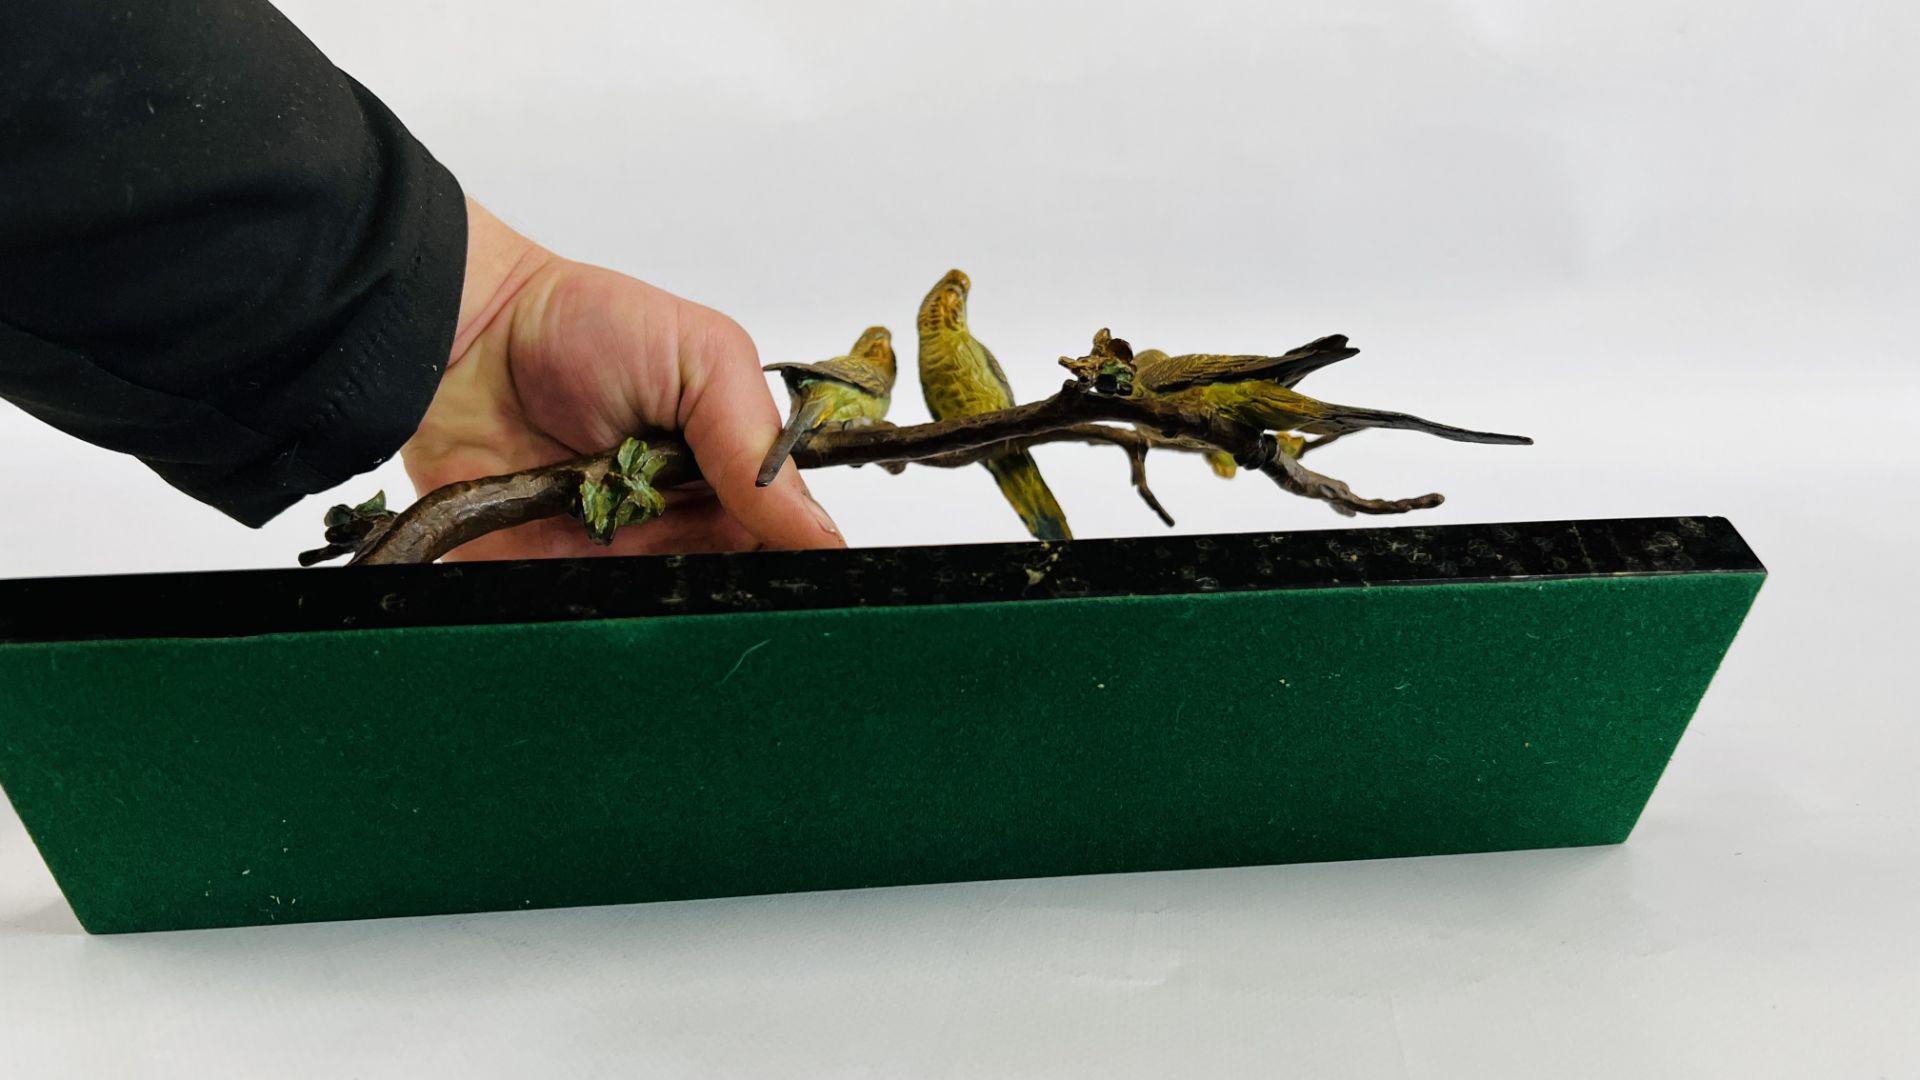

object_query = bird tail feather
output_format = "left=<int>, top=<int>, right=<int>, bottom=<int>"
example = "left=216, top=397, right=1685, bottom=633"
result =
left=756, top=394, right=831, bottom=487
left=1304, top=404, right=1532, bottom=445
left=985, top=451, right=1072, bottom=540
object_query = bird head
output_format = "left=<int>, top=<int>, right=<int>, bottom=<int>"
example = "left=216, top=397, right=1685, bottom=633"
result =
left=853, top=325, right=896, bottom=381
left=917, top=269, right=970, bottom=334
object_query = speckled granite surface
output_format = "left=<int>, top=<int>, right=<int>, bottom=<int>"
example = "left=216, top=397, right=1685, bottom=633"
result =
left=0, top=516, right=1759, bottom=643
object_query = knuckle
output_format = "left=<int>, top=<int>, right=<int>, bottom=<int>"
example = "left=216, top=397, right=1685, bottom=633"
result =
left=703, top=313, right=757, bottom=364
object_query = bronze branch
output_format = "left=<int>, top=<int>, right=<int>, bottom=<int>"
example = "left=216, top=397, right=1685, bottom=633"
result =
left=334, top=376, right=1472, bottom=567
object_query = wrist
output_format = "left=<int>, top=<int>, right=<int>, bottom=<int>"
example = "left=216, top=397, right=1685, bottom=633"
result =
left=449, top=198, right=552, bottom=366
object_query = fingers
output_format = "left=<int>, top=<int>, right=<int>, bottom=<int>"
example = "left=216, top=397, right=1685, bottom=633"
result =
left=673, top=305, right=845, bottom=550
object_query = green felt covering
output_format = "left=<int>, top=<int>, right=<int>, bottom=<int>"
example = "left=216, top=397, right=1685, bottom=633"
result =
left=0, top=567, right=1761, bottom=934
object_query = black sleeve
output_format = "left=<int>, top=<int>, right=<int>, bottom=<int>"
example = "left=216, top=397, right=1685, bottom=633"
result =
left=0, top=0, right=466, bottom=526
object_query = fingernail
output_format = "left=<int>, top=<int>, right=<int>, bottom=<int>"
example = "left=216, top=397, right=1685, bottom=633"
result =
left=801, top=487, right=841, bottom=537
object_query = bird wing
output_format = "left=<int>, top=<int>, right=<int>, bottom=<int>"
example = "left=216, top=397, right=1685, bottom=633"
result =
left=762, top=357, right=888, bottom=398
left=808, top=355, right=893, bottom=397
left=1138, top=334, right=1357, bottom=393
left=976, top=339, right=1018, bottom=402
left=1130, top=348, right=1188, bottom=389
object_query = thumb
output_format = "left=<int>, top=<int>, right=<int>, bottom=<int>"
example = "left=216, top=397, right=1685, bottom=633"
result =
left=673, top=304, right=845, bottom=550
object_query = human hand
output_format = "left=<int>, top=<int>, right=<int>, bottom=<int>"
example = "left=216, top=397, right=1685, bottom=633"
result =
left=400, top=200, right=844, bottom=559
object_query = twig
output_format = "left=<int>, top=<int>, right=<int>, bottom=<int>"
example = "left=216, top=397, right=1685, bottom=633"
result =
left=1124, top=439, right=1176, bottom=527
left=866, top=421, right=1190, bottom=525
left=785, top=381, right=1237, bottom=468
left=1259, top=440, right=1444, bottom=517
left=352, top=447, right=696, bottom=566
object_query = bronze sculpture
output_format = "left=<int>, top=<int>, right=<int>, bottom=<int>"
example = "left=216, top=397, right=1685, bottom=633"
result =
left=303, top=270, right=1532, bottom=565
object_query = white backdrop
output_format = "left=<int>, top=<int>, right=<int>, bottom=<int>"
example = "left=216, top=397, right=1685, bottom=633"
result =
left=3, top=2, right=1917, bottom=1076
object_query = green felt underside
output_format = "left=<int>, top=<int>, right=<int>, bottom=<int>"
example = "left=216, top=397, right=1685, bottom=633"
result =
left=0, top=573, right=1761, bottom=934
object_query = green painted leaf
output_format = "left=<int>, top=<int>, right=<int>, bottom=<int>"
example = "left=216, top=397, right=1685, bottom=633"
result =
left=579, top=479, right=617, bottom=543
left=579, top=441, right=669, bottom=543
left=616, top=438, right=643, bottom=476
left=635, top=447, right=665, bottom=485
left=637, top=487, right=665, bottom=519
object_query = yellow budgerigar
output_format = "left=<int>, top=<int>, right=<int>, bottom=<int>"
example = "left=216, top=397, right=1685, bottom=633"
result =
left=756, top=326, right=896, bottom=486
left=917, top=269, right=1071, bottom=541
left=1127, top=333, right=1529, bottom=447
